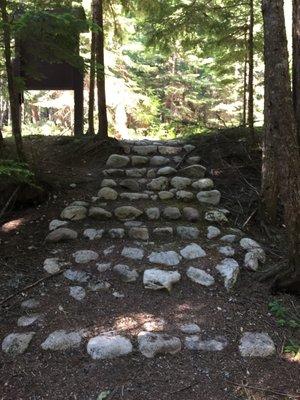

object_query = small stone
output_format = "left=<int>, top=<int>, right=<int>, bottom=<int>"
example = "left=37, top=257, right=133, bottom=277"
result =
left=176, top=190, right=194, bottom=202
left=87, top=335, right=133, bottom=360
left=244, top=249, right=266, bottom=271
left=185, top=336, right=228, bottom=351
left=180, top=323, right=201, bottom=334
left=109, top=228, right=125, bottom=239
left=192, top=178, right=214, bottom=190
left=186, top=267, right=215, bottom=286
left=146, top=208, right=160, bottom=220
left=2, top=332, right=35, bottom=355
left=113, top=291, right=125, bottom=299
left=133, top=145, right=157, bottom=155
left=148, top=251, right=182, bottom=266
left=218, top=246, right=235, bottom=257
left=197, top=190, right=221, bottom=206
left=45, top=228, right=78, bottom=243
left=138, top=332, right=181, bottom=358
left=41, top=330, right=82, bottom=351
left=97, top=263, right=111, bottom=272
left=177, top=226, right=200, bottom=240
left=103, top=245, right=115, bottom=256
left=221, top=235, right=237, bottom=243
left=98, top=187, right=118, bottom=201
left=158, top=146, right=182, bottom=155
left=88, top=281, right=111, bottom=291
left=187, top=156, right=201, bottom=165
left=43, top=258, right=63, bottom=274
left=115, top=206, right=143, bottom=221
left=150, top=156, right=170, bottom=166
left=60, top=206, right=87, bottom=221
left=240, top=238, right=263, bottom=251
left=49, top=219, right=68, bottom=231
left=131, top=155, right=149, bottom=166
left=163, top=207, right=181, bottom=220
left=158, top=191, right=174, bottom=200
left=183, top=207, right=200, bottom=222
left=216, top=258, right=239, bottom=291
left=120, top=179, right=140, bottom=192
left=205, top=210, right=228, bottom=223
left=21, top=299, right=40, bottom=309
left=184, top=144, right=196, bottom=153
left=70, top=183, right=77, bottom=188
left=129, top=227, right=149, bottom=241
left=83, top=229, right=104, bottom=240
left=207, top=226, right=221, bottom=239
left=121, top=247, right=144, bottom=260
left=17, top=315, right=41, bottom=327
left=180, top=243, right=206, bottom=260
left=180, top=165, right=206, bottom=178
left=171, top=176, right=192, bottom=190
left=120, top=193, right=149, bottom=201
left=101, top=179, right=117, bottom=188
left=157, top=166, right=177, bottom=176
left=143, top=269, right=181, bottom=291
left=113, top=264, right=139, bottom=282
left=70, top=286, right=86, bottom=301
left=64, top=269, right=90, bottom=283
left=73, top=250, right=99, bottom=264
left=239, top=332, right=276, bottom=357
left=148, top=177, right=169, bottom=191
left=126, top=168, right=147, bottom=178
left=89, top=207, right=112, bottom=220
left=106, top=154, right=130, bottom=168
left=153, top=227, right=173, bottom=237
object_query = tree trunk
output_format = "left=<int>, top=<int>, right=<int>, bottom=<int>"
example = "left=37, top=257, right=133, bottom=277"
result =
left=247, top=0, right=255, bottom=144
left=293, top=0, right=300, bottom=144
left=87, top=14, right=96, bottom=136
left=242, top=28, right=248, bottom=127
left=0, top=0, right=25, bottom=162
left=94, top=0, right=108, bottom=138
left=262, top=0, right=300, bottom=292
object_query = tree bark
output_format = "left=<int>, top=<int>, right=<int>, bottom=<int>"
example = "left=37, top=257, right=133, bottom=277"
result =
left=247, top=0, right=255, bottom=144
left=262, top=0, right=300, bottom=291
left=94, top=0, right=108, bottom=138
left=0, top=0, right=25, bottom=162
left=87, top=10, right=96, bottom=136
left=242, top=27, right=248, bottom=127
left=293, top=0, right=300, bottom=144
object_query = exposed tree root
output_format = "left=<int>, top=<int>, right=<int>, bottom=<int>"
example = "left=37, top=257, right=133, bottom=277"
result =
left=256, top=262, right=300, bottom=295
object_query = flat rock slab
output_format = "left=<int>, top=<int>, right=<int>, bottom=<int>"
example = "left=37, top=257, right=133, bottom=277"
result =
left=148, top=251, right=182, bottom=266
left=87, top=335, right=133, bottom=360
left=106, top=154, right=130, bottom=168
left=216, top=258, right=239, bottom=291
left=115, top=206, right=143, bottom=221
left=187, top=267, right=215, bottom=287
left=239, top=332, right=276, bottom=357
left=121, top=247, right=144, bottom=260
left=60, top=206, right=87, bottom=221
left=45, top=228, right=78, bottom=243
left=185, top=336, right=228, bottom=351
left=138, top=332, right=181, bottom=358
left=73, top=250, right=99, bottom=264
left=41, top=330, right=82, bottom=351
left=2, top=332, right=35, bottom=355
left=143, top=269, right=181, bottom=291
left=180, top=243, right=206, bottom=260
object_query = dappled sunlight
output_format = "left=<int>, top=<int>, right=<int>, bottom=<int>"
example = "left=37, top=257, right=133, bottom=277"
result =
left=1, top=218, right=26, bottom=233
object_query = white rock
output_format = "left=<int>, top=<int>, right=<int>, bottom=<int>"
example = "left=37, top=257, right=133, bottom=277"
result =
left=83, top=229, right=104, bottom=240
left=103, top=245, right=115, bottom=256
left=17, top=315, right=41, bottom=327
left=143, top=269, right=181, bottom=291
left=70, top=286, right=86, bottom=301
left=21, top=299, right=40, bottom=309
left=87, top=335, right=133, bottom=359
left=205, top=210, right=228, bottom=223
left=221, top=234, right=237, bottom=243
left=97, top=263, right=111, bottom=272
left=41, top=330, right=82, bottom=351
left=218, top=246, right=235, bottom=257
left=180, top=244, right=207, bottom=260
left=121, top=247, right=144, bottom=260
left=240, top=238, right=262, bottom=251
left=109, top=228, right=125, bottom=238
left=113, top=264, right=139, bottom=282
left=216, top=258, right=239, bottom=291
left=207, top=226, right=221, bottom=239
left=244, top=248, right=266, bottom=271
left=64, top=269, right=90, bottom=283
left=138, top=332, right=181, bottom=358
left=180, top=323, right=201, bottom=334
left=239, top=332, right=276, bottom=357
left=185, top=336, right=228, bottom=351
left=43, top=258, right=63, bottom=274
left=186, top=267, right=215, bottom=287
left=148, top=251, right=182, bottom=266
left=2, top=332, right=35, bottom=355
left=197, top=190, right=221, bottom=206
left=73, top=250, right=99, bottom=264
left=192, top=178, right=214, bottom=190
left=49, top=219, right=68, bottom=231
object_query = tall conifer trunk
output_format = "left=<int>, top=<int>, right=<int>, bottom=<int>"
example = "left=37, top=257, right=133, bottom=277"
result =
left=87, top=7, right=96, bottom=136
left=262, top=0, right=300, bottom=292
left=247, top=0, right=255, bottom=144
left=293, top=0, right=300, bottom=143
left=242, top=27, right=248, bottom=127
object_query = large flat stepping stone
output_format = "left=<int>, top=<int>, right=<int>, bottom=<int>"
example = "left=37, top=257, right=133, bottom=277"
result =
left=98, top=187, right=118, bottom=200
left=41, top=330, right=82, bottom=351
left=132, top=145, right=157, bottom=155
left=197, top=190, right=221, bottom=206
left=106, top=154, right=130, bottom=168
left=180, top=244, right=206, bottom=260
left=138, top=332, right=181, bottom=358
left=180, top=165, right=206, bottom=178
left=87, top=335, right=133, bottom=360
left=171, top=176, right=192, bottom=190
left=239, top=332, right=276, bottom=357
left=121, top=247, right=144, bottom=260
left=89, top=207, right=112, bottom=220
left=73, top=250, right=99, bottom=264
left=143, top=269, right=181, bottom=291
left=187, top=267, right=215, bottom=287
left=2, top=332, right=35, bottom=355
left=45, top=228, right=78, bottom=243
left=185, top=336, right=228, bottom=351
left=60, top=206, right=87, bottom=221
left=216, top=258, right=239, bottom=291
left=158, top=146, right=182, bottom=155
left=148, top=251, right=182, bottom=266
left=114, top=206, right=143, bottom=221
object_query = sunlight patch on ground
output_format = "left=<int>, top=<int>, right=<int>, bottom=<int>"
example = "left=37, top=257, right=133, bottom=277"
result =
left=1, top=218, right=26, bottom=233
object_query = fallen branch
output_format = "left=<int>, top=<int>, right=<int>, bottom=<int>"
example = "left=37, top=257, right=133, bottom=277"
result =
left=228, top=380, right=299, bottom=399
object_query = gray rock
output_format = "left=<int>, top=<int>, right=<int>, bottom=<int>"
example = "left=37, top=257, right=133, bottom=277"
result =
left=146, top=207, right=160, bottom=220
left=106, top=154, right=130, bottom=168
left=207, top=226, right=221, bottom=239
left=129, top=227, right=149, bottom=241
left=216, top=258, right=239, bottom=291
left=131, top=155, right=149, bottom=166
left=183, top=207, right=200, bottom=222
left=185, top=336, right=228, bottom=351
left=98, top=187, right=118, bottom=201
left=103, top=245, right=115, bottom=256
left=49, top=219, right=68, bottom=231
left=158, top=191, right=174, bottom=200
left=120, top=193, right=149, bottom=201
left=240, top=238, right=263, bottom=251
left=70, top=286, right=86, bottom=301
left=87, top=335, right=133, bottom=360
left=244, top=249, right=266, bottom=271
left=113, top=264, right=139, bottom=282
left=120, top=179, right=140, bottom=192
left=60, top=206, right=87, bottom=221
left=180, top=244, right=206, bottom=260
left=64, top=269, right=90, bottom=283
left=218, top=246, right=235, bottom=257
left=157, top=166, right=177, bottom=176
left=147, top=169, right=156, bottom=179
left=114, top=206, right=143, bottom=221
left=126, top=168, right=147, bottom=178
left=45, top=228, right=78, bottom=243
left=153, top=227, right=173, bottom=237
left=88, top=280, right=111, bottom=291
left=143, top=269, right=181, bottom=291
left=220, top=234, right=237, bottom=243
left=148, top=177, right=169, bottom=191
left=17, top=315, right=41, bottom=327
left=109, top=228, right=125, bottom=239
left=89, top=207, right=112, bottom=220
left=184, top=144, right=196, bottom=153
left=103, top=168, right=125, bottom=177
left=97, top=263, right=112, bottom=272
left=83, top=228, right=104, bottom=240
left=205, top=210, right=228, bottom=223
left=124, top=221, right=143, bottom=227
left=21, top=299, right=40, bottom=309
left=121, top=247, right=144, bottom=260
left=148, top=251, right=182, bottom=266
left=186, top=267, right=215, bottom=286
left=41, top=330, right=82, bottom=351
left=180, top=165, right=206, bottom=178
left=171, top=176, right=192, bottom=190
left=177, top=226, right=200, bottom=240
left=192, top=178, right=214, bottom=190
left=158, top=146, right=182, bottom=155
left=138, top=332, right=181, bottom=358
left=176, top=190, right=194, bottom=202
left=2, top=332, right=35, bottom=355
left=163, top=207, right=181, bottom=220
left=101, top=178, right=117, bottom=188
left=73, top=250, right=99, bottom=264
left=186, top=156, right=201, bottom=165
left=43, top=258, right=63, bottom=274
left=239, top=332, right=276, bottom=357
left=133, top=145, right=157, bottom=155
left=180, top=323, right=200, bottom=334
left=70, top=201, right=89, bottom=207
left=197, top=190, right=221, bottom=206
left=150, top=156, right=170, bottom=166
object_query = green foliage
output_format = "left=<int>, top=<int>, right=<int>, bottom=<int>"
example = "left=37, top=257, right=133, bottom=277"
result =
left=284, top=340, right=300, bottom=357
left=0, top=159, right=35, bottom=185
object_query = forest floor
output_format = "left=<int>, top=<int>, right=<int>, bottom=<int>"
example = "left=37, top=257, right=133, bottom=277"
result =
left=0, top=130, right=299, bottom=400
